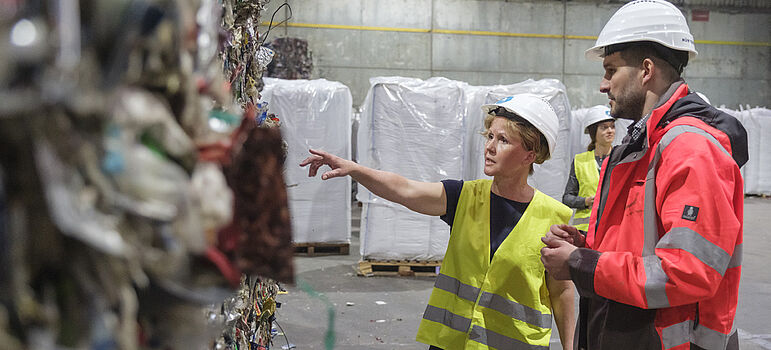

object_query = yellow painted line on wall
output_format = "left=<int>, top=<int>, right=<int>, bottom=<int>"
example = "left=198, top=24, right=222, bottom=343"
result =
left=565, top=35, right=597, bottom=40
left=262, top=22, right=771, bottom=47
left=267, top=22, right=429, bottom=33
left=432, top=28, right=563, bottom=39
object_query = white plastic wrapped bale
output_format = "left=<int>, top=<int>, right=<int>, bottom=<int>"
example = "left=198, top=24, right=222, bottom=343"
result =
left=721, top=107, right=771, bottom=196
left=262, top=78, right=353, bottom=244
left=357, top=77, right=466, bottom=261
left=464, top=79, right=574, bottom=200
left=567, top=106, right=631, bottom=159
left=745, top=107, right=771, bottom=196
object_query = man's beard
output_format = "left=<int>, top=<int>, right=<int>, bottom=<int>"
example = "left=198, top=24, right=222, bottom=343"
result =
left=610, top=86, right=645, bottom=121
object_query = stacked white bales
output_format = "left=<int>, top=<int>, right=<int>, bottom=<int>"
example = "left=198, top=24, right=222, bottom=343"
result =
left=357, top=77, right=465, bottom=261
left=262, top=78, right=353, bottom=244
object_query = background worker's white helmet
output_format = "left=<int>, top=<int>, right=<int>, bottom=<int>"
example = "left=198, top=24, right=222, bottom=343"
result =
left=585, top=0, right=698, bottom=61
left=695, top=92, right=712, bottom=105
left=481, top=94, right=559, bottom=156
left=583, top=105, right=614, bottom=134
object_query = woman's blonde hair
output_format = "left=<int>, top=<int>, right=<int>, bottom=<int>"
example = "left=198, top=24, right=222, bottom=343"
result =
left=483, top=114, right=551, bottom=175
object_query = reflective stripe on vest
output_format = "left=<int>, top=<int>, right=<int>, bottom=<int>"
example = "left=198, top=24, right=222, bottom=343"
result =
left=573, top=151, right=599, bottom=230
left=642, top=125, right=741, bottom=309
left=468, top=325, right=550, bottom=350
left=661, top=320, right=736, bottom=349
left=434, top=273, right=481, bottom=303
left=477, top=292, right=553, bottom=329
left=416, top=180, right=571, bottom=349
left=423, top=304, right=473, bottom=334
left=425, top=274, right=554, bottom=339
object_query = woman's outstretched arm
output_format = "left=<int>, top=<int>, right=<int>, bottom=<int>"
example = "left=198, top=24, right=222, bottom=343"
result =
left=300, top=149, right=446, bottom=216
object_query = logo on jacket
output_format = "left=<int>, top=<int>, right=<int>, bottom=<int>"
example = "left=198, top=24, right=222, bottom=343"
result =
left=682, top=205, right=699, bottom=221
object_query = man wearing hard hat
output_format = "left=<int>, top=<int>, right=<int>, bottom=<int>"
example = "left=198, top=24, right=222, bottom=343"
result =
left=540, top=1, right=749, bottom=349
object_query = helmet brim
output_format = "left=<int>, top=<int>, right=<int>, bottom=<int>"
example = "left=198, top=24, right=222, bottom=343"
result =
left=585, top=38, right=698, bottom=62
left=583, top=117, right=615, bottom=134
left=585, top=46, right=604, bottom=61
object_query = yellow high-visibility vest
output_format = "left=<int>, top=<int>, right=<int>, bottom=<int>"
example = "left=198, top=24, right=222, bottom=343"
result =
left=416, top=179, right=571, bottom=349
left=572, top=150, right=600, bottom=231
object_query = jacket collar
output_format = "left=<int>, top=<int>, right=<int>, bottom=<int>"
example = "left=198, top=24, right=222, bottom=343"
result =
left=622, top=80, right=685, bottom=145
left=645, top=80, right=689, bottom=145
left=658, top=83, right=750, bottom=168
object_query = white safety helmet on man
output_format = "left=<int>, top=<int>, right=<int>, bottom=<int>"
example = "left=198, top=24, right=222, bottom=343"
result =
left=583, top=105, right=614, bottom=134
left=585, top=0, right=697, bottom=73
left=481, top=94, right=559, bottom=156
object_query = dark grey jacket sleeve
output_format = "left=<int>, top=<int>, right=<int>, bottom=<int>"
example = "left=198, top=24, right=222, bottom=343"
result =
left=568, top=248, right=601, bottom=298
left=562, top=159, right=588, bottom=209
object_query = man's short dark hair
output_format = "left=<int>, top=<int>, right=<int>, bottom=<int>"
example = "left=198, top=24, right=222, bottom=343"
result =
left=604, top=41, right=689, bottom=79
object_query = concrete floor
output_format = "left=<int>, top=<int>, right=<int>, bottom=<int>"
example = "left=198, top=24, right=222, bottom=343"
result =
left=274, top=197, right=771, bottom=350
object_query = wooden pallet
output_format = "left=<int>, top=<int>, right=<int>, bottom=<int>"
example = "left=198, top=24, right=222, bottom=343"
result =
left=357, top=260, right=442, bottom=277
left=293, top=242, right=350, bottom=256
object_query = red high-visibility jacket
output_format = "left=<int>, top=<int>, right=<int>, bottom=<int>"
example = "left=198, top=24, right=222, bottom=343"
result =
left=568, top=82, right=748, bottom=350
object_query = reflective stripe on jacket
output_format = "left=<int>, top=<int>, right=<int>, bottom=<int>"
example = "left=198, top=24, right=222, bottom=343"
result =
left=572, top=150, right=600, bottom=231
left=416, top=179, right=571, bottom=349
left=571, top=82, right=745, bottom=350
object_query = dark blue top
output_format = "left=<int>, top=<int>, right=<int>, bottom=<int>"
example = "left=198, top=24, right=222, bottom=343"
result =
left=440, top=180, right=529, bottom=261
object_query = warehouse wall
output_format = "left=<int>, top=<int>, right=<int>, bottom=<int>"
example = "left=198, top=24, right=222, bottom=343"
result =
left=261, top=0, right=770, bottom=109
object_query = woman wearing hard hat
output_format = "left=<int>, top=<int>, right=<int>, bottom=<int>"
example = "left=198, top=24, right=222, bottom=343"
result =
left=562, top=106, right=615, bottom=231
left=301, top=94, right=575, bottom=350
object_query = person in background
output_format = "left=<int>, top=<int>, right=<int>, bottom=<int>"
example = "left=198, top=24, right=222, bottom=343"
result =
left=301, top=94, right=575, bottom=350
left=540, top=0, right=748, bottom=349
left=562, top=106, right=615, bottom=231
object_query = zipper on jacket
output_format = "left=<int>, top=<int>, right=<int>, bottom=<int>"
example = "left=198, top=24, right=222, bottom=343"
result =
left=693, top=302, right=700, bottom=330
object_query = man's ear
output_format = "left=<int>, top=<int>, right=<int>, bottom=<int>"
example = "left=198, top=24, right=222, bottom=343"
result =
left=641, top=58, right=655, bottom=85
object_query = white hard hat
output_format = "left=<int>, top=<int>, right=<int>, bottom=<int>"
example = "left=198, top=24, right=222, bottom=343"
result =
left=583, top=105, right=614, bottom=134
left=585, top=0, right=697, bottom=61
left=481, top=94, right=559, bottom=156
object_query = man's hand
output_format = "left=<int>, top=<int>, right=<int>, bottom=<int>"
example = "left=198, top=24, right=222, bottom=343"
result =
left=541, top=235, right=578, bottom=280
left=299, top=149, right=356, bottom=180
left=547, top=224, right=586, bottom=247
left=584, top=195, right=595, bottom=207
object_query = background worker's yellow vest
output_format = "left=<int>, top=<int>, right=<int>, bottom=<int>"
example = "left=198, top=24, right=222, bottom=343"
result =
left=572, top=151, right=600, bottom=231
left=416, top=179, right=571, bottom=349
